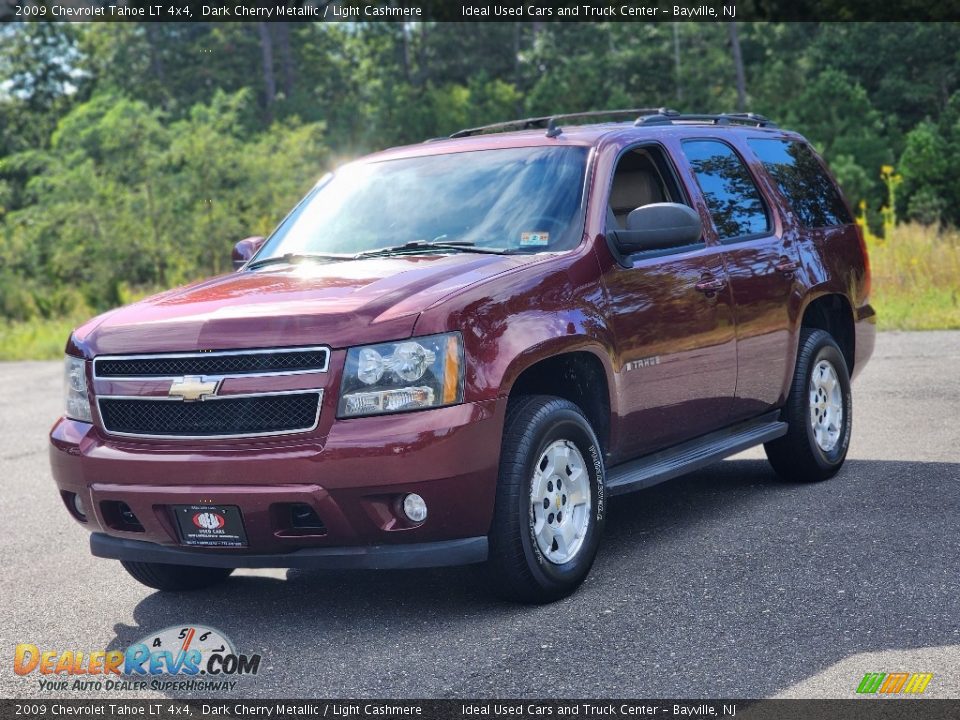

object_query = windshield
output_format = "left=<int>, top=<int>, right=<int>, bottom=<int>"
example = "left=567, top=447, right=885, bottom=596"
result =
left=254, top=146, right=589, bottom=261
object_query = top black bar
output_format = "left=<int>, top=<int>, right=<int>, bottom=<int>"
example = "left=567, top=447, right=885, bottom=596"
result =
left=4, top=0, right=960, bottom=23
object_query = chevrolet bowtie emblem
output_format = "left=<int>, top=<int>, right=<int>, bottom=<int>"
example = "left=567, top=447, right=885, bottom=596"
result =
left=168, top=375, right=220, bottom=401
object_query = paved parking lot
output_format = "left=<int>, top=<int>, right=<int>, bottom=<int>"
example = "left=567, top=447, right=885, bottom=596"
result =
left=1, top=331, right=958, bottom=699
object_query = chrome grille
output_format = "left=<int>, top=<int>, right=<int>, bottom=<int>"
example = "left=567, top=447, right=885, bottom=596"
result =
left=94, top=347, right=329, bottom=378
left=97, top=392, right=322, bottom=439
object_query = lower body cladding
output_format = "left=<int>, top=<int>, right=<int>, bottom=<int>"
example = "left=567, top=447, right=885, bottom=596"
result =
left=49, top=399, right=504, bottom=570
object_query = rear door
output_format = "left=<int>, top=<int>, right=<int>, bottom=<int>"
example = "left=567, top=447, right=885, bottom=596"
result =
left=738, top=137, right=858, bottom=413
left=677, top=137, right=799, bottom=421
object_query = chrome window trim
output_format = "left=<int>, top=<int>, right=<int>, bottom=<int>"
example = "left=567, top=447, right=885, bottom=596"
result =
left=96, top=389, right=324, bottom=440
left=93, top=345, right=331, bottom=380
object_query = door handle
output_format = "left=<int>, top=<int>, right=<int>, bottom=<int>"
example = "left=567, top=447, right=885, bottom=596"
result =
left=776, top=258, right=799, bottom=275
left=695, top=277, right=727, bottom=294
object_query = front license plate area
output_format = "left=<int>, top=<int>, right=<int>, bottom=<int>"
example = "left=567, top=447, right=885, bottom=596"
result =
left=172, top=504, right=248, bottom=548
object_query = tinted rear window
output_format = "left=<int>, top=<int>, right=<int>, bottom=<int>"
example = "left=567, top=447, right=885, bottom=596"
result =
left=747, top=139, right=853, bottom=228
left=681, top=140, right=769, bottom=241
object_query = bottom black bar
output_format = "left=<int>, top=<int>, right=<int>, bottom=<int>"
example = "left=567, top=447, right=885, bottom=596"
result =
left=3, top=700, right=960, bottom=720
left=90, top=532, right=489, bottom=570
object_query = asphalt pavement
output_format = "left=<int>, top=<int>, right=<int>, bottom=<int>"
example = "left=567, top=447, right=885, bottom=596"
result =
left=1, top=331, right=958, bottom=699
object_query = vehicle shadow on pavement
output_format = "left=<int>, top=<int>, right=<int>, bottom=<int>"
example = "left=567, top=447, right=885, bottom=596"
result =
left=107, top=458, right=960, bottom=697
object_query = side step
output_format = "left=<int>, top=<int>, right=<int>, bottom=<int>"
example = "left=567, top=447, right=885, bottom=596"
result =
left=605, top=411, right=788, bottom=497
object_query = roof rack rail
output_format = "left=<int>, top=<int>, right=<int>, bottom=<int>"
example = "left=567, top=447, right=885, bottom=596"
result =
left=635, top=109, right=777, bottom=128
left=449, top=108, right=673, bottom=139
left=444, top=107, right=777, bottom=140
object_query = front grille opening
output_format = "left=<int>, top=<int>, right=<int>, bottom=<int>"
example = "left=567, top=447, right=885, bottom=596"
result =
left=95, top=348, right=329, bottom=378
left=98, top=392, right=321, bottom=438
left=102, top=501, right=145, bottom=532
left=273, top=503, right=327, bottom=536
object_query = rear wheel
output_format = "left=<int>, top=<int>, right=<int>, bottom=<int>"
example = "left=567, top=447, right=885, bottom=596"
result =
left=120, top=561, right=234, bottom=591
left=765, top=328, right=852, bottom=482
left=487, top=395, right=605, bottom=604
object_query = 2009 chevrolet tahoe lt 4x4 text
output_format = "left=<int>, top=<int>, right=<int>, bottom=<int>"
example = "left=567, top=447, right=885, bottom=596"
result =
left=50, top=108, right=875, bottom=603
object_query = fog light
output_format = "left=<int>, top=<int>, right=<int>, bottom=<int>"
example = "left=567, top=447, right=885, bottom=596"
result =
left=73, top=493, right=86, bottom=519
left=401, top=493, right=427, bottom=523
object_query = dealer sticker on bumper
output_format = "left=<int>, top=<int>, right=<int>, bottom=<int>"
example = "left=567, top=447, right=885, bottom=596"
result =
left=173, top=504, right=247, bottom=547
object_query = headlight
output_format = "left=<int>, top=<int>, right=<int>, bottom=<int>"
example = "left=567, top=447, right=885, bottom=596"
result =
left=338, top=333, right=463, bottom=418
left=64, top=355, right=92, bottom=423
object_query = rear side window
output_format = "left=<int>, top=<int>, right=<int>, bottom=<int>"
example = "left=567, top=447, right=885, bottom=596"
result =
left=681, top=140, right=769, bottom=241
left=747, top=139, right=853, bottom=228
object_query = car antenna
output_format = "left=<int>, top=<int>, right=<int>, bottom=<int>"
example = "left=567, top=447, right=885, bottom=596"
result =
left=545, top=118, right=562, bottom=138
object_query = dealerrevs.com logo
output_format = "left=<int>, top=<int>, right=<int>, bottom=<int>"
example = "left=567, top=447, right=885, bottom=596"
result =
left=14, top=625, right=261, bottom=692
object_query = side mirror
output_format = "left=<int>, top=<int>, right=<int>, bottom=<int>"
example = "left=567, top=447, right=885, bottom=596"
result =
left=232, top=236, right=266, bottom=271
left=610, top=203, right=703, bottom=254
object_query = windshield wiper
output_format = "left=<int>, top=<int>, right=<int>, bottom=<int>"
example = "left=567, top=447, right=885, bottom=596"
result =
left=353, top=240, right=510, bottom=259
left=246, top=252, right=351, bottom=270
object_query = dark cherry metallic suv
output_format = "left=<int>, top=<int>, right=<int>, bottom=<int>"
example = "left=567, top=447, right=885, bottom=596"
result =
left=50, top=109, right=875, bottom=603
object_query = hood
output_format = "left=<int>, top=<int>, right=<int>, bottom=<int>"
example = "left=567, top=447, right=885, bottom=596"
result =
left=75, top=254, right=535, bottom=355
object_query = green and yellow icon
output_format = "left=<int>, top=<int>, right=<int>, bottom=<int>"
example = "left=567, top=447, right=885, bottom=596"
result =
left=857, top=672, right=933, bottom=694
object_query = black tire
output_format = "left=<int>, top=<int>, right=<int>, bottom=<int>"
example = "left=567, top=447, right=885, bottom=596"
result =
left=765, top=328, right=853, bottom=482
left=486, top=395, right=606, bottom=604
left=120, top=561, right=234, bottom=591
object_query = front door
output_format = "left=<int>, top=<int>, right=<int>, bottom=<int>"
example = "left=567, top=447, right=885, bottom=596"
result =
left=600, top=144, right=737, bottom=460
left=602, top=248, right=738, bottom=459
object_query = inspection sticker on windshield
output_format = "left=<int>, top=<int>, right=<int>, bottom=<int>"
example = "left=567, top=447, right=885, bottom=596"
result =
left=520, top=231, right=549, bottom=247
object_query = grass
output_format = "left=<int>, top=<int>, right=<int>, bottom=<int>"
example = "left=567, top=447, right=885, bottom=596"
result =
left=867, top=223, right=960, bottom=330
left=1, top=223, right=958, bottom=360
left=0, top=316, right=80, bottom=361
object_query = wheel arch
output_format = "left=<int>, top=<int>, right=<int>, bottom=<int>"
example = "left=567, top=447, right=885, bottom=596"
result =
left=503, top=344, right=615, bottom=458
left=799, top=291, right=856, bottom=375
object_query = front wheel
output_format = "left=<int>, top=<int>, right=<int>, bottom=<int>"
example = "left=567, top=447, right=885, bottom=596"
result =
left=120, top=561, right=234, bottom=591
left=765, top=328, right=853, bottom=482
left=487, top=395, right=606, bottom=604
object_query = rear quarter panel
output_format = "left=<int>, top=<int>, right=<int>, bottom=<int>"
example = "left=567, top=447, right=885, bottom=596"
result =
left=796, top=223, right=875, bottom=379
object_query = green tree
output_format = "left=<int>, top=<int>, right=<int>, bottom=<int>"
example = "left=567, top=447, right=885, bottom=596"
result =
left=899, top=92, right=960, bottom=225
left=783, top=68, right=892, bottom=208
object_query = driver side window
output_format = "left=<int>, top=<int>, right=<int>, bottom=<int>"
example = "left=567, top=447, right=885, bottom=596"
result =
left=607, top=147, right=682, bottom=230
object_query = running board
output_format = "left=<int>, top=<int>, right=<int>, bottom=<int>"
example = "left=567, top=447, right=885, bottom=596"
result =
left=605, top=411, right=788, bottom=497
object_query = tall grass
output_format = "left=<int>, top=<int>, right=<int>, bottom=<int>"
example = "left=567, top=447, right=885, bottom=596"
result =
left=867, top=223, right=960, bottom=330
left=0, top=317, right=80, bottom=361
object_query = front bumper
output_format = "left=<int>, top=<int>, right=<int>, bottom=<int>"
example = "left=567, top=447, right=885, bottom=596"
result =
left=50, top=399, right=505, bottom=568
left=91, top=533, right=488, bottom=570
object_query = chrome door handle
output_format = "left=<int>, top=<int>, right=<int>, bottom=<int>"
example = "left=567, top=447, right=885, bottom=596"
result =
left=695, top=277, right=727, bottom=293
left=776, top=258, right=799, bottom=275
